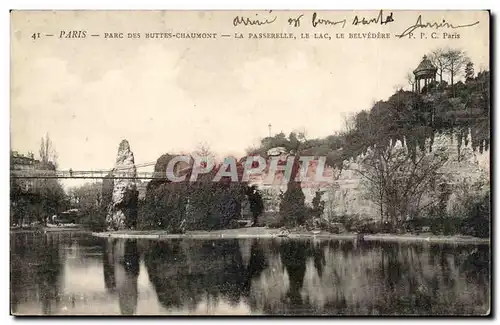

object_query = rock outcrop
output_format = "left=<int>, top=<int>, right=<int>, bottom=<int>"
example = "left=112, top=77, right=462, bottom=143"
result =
left=106, top=140, right=139, bottom=230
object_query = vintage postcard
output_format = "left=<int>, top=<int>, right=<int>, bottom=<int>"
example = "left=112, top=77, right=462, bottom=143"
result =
left=10, top=10, right=490, bottom=316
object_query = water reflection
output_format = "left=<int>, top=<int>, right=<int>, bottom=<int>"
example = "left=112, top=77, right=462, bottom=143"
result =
left=10, top=233, right=490, bottom=315
left=103, top=239, right=140, bottom=315
left=143, top=239, right=267, bottom=312
left=11, top=234, right=63, bottom=315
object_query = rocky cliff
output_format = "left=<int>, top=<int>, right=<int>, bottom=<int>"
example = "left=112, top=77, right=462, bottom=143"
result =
left=106, top=140, right=139, bottom=230
left=254, top=130, right=489, bottom=221
left=317, top=131, right=490, bottom=220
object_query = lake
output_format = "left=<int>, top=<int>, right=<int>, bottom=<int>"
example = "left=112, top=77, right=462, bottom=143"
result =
left=10, top=232, right=490, bottom=316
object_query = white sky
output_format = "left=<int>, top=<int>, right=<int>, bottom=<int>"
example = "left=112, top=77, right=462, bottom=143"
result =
left=10, top=10, right=489, bottom=183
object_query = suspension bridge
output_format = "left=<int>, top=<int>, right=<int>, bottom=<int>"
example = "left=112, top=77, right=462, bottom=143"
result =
left=9, top=160, right=179, bottom=180
left=10, top=169, right=167, bottom=180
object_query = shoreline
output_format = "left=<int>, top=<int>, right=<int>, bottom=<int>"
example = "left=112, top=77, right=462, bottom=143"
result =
left=10, top=226, right=89, bottom=234
left=90, top=228, right=490, bottom=245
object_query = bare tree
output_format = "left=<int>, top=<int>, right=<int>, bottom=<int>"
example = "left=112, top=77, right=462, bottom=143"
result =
left=429, top=48, right=451, bottom=83
left=354, top=145, right=449, bottom=228
left=443, top=49, right=469, bottom=96
left=406, top=72, right=416, bottom=92
left=296, top=127, right=308, bottom=142
left=341, top=112, right=356, bottom=133
left=39, top=133, right=58, bottom=168
left=192, top=142, right=216, bottom=164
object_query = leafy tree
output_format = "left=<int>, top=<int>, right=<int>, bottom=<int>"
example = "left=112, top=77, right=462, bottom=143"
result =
left=465, top=61, right=475, bottom=83
left=68, top=182, right=102, bottom=212
left=246, top=185, right=264, bottom=226
left=311, top=190, right=325, bottom=219
left=68, top=182, right=107, bottom=229
left=11, top=141, right=66, bottom=226
left=11, top=177, right=66, bottom=226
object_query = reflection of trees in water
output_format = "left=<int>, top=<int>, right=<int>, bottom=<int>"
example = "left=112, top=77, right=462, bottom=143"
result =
left=241, top=240, right=267, bottom=300
left=38, top=235, right=63, bottom=314
left=246, top=239, right=327, bottom=315
left=311, top=241, right=327, bottom=278
left=144, top=239, right=212, bottom=310
left=138, top=237, right=489, bottom=315
left=294, top=240, right=489, bottom=315
left=143, top=239, right=268, bottom=312
left=460, top=245, right=490, bottom=283
left=140, top=238, right=488, bottom=315
left=103, top=239, right=117, bottom=293
left=102, top=239, right=140, bottom=315
left=278, top=240, right=308, bottom=313
left=10, top=233, right=63, bottom=315
left=368, top=243, right=489, bottom=315
left=118, top=240, right=140, bottom=315
left=11, top=234, right=489, bottom=316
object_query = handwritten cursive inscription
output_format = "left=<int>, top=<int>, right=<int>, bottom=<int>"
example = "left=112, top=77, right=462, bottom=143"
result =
left=352, top=10, right=394, bottom=26
left=233, top=11, right=277, bottom=27
left=396, top=15, right=480, bottom=38
left=288, top=14, right=304, bottom=27
left=311, top=12, right=347, bottom=28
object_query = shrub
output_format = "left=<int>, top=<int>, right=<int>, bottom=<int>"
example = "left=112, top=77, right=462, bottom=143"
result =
left=80, top=209, right=106, bottom=232
left=462, top=192, right=490, bottom=238
left=264, top=212, right=285, bottom=228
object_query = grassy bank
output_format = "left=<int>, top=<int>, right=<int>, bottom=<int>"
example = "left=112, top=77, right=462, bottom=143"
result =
left=91, top=227, right=490, bottom=244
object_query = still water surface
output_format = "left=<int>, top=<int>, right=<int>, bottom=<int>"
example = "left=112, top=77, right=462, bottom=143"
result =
left=10, top=232, right=490, bottom=315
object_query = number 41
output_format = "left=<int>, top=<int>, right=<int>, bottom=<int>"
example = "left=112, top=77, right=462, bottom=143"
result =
left=31, top=33, right=40, bottom=40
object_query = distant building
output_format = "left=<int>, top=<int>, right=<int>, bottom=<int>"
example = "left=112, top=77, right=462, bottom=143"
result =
left=10, top=151, right=38, bottom=171
left=10, top=151, right=56, bottom=192
left=11, top=151, right=39, bottom=192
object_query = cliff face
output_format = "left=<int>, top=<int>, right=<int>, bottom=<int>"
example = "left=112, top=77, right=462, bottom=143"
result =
left=255, top=131, right=489, bottom=221
left=317, top=132, right=490, bottom=220
left=106, top=140, right=139, bottom=230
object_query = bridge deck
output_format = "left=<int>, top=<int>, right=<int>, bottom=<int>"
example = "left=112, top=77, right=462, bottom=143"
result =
left=10, top=169, right=168, bottom=180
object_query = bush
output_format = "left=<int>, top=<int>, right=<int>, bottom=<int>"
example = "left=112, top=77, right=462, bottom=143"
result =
left=332, top=214, right=378, bottom=233
left=379, top=221, right=395, bottom=233
left=325, top=222, right=346, bottom=234
left=140, top=156, right=254, bottom=231
left=79, top=208, right=106, bottom=232
left=140, top=182, right=188, bottom=233
left=462, top=192, right=490, bottom=238
left=264, top=212, right=285, bottom=228
left=449, top=178, right=490, bottom=238
left=226, top=219, right=241, bottom=229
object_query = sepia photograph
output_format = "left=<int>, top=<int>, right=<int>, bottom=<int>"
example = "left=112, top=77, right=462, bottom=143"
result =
left=9, top=10, right=490, bottom=316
